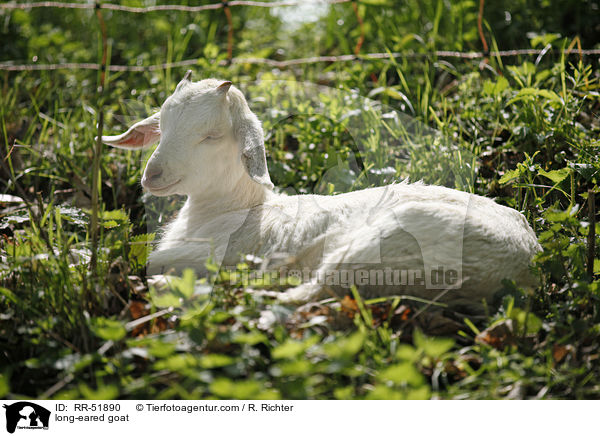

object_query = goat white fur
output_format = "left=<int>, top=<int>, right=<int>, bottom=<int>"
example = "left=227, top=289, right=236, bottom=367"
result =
left=102, top=76, right=541, bottom=309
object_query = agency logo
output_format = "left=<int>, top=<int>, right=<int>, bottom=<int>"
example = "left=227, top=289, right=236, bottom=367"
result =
left=2, top=402, right=50, bottom=434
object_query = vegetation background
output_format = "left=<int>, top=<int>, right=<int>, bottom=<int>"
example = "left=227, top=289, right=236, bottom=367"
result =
left=0, top=0, right=599, bottom=399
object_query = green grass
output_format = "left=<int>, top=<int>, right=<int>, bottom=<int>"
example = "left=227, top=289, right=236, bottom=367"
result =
left=1, top=1, right=600, bottom=400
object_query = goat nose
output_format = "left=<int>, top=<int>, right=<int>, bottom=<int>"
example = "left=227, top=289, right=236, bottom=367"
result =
left=145, top=166, right=163, bottom=181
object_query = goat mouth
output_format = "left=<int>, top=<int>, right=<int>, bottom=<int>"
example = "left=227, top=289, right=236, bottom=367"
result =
left=146, top=179, right=181, bottom=193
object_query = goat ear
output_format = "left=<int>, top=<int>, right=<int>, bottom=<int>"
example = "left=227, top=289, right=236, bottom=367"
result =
left=100, top=112, right=161, bottom=149
left=229, top=91, right=273, bottom=189
left=241, top=135, right=274, bottom=189
left=175, top=70, right=193, bottom=92
left=217, top=81, right=232, bottom=94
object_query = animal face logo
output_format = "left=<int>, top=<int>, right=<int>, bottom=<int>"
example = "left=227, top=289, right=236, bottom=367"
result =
left=3, top=402, right=50, bottom=434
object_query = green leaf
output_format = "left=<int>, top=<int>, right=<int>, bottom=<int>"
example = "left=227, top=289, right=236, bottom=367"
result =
left=148, top=341, right=176, bottom=358
left=272, top=340, right=307, bottom=360
left=406, top=385, right=431, bottom=400
left=210, top=311, right=233, bottom=323
left=510, top=308, right=543, bottom=335
left=334, top=386, right=354, bottom=400
left=101, top=209, right=130, bottom=229
left=272, top=335, right=319, bottom=360
left=210, top=379, right=262, bottom=399
left=529, top=33, right=561, bottom=48
left=128, top=233, right=155, bottom=268
left=233, top=331, right=268, bottom=345
left=544, top=208, right=573, bottom=223
left=198, top=354, right=235, bottom=368
left=538, top=168, right=570, bottom=184
left=499, top=168, right=521, bottom=184
left=377, top=362, right=424, bottom=387
left=89, top=317, right=126, bottom=341
left=0, top=373, right=9, bottom=398
left=366, top=385, right=406, bottom=400
left=0, top=287, right=19, bottom=304
left=273, top=359, right=312, bottom=376
left=149, top=269, right=196, bottom=307
left=507, top=88, right=563, bottom=106
left=150, top=288, right=182, bottom=308
left=413, top=329, right=454, bottom=358
left=154, top=354, right=197, bottom=372
left=395, top=344, right=419, bottom=361
left=174, top=269, right=196, bottom=299
left=321, top=331, right=365, bottom=358
left=483, top=77, right=509, bottom=97
left=73, top=354, right=94, bottom=372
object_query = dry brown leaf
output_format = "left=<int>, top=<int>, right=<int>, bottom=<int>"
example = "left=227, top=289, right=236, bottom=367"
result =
left=552, top=344, right=574, bottom=364
left=475, top=319, right=516, bottom=350
left=129, top=300, right=150, bottom=337
left=340, top=295, right=359, bottom=319
left=150, top=316, right=169, bottom=334
left=394, top=305, right=411, bottom=321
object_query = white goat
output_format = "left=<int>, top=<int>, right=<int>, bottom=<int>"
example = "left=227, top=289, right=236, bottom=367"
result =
left=102, top=76, right=541, bottom=310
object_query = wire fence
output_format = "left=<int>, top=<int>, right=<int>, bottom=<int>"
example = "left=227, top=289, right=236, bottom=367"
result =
left=0, top=0, right=351, bottom=12
left=1, top=0, right=599, bottom=73
left=2, top=49, right=600, bottom=72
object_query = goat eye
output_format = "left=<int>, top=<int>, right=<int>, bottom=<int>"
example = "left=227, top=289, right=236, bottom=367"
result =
left=204, top=133, right=223, bottom=141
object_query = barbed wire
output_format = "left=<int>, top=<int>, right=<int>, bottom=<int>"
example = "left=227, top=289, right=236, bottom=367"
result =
left=1, top=0, right=361, bottom=63
left=0, top=0, right=351, bottom=13
left=3, top=0, right=599, bottom=73
left=1, top=49, right=599, bottom=72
